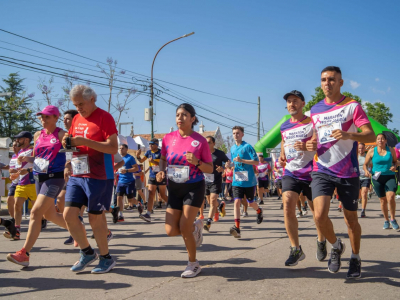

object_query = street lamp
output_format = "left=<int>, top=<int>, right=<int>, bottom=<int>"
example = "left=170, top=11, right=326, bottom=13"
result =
left=150, top=32, right=195, bottom=138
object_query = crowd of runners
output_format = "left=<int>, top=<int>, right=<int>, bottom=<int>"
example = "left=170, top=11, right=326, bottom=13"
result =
left=0, top=66, right=399, bottom=279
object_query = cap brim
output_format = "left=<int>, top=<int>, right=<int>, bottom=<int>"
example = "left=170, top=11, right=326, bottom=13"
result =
left=283, top=93, right=304, bottom=101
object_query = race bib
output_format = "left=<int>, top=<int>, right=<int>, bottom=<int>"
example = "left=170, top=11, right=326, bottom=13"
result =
left=317, top=121, right=342, bottom=144
left=227, top=176, right=233, bottom=181
left=259, top=171, right=267, bottom=178
left=234, top=171, right=248, bottom=182
left=359, top=168, right=365, bottom=176
left=372, top=171, right=381, bottom=180
left=71, top=155, right=90, bottom=175
left=167, top=165, right=190, bottom=183
left=9, top=158, right=17, bottom=169
left=66, top=152, right=73, bottom=161
left=33, top=157, right=50, bottom=174
left=152, top=165, right=160, bottom=173
left=204, top=173, right=214, bottom=183
left=284, top=143, right=304, bottom=160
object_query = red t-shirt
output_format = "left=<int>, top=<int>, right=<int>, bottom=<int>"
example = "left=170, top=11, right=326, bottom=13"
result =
left=69, top=108, right=118, bottom=180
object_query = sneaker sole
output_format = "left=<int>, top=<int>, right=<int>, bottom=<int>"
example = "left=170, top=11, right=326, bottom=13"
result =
left=91, top=260, right=117, bottom=274
left=6, top=255, right=29, bottom=267
left=328, top=243, right=346, bottom=273
left=285, top=252, right=306, bottom=266
left=230, top=230, right=241, bottom=238
left=64, top=242, right=74, bottom=245
left=181, top=267, right=202, bottom=278
left=3, top=232, right=12, bottom=239
left=139, top=215, right=151, bottom=223
left=346, top=270, right=362, bottom=279
left=71, top=254, right=99, bottom=273
left=203, top=225, right=210, bottom=232
left=316, top=251, right=327, bottom=261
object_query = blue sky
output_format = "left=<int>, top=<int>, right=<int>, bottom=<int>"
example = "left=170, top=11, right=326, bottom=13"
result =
left=1, top=0, right=399, bottom=145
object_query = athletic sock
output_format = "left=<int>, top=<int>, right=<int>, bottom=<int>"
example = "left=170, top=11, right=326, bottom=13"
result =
left=234, top=219, right=240, bottom=229
left=101, top=253, right=112, bottom=259
left=82, top=246, right=95, bottom=256
left=351, top=252, right=360, bottom=260
left=119, top=212, right=123, bottom=217
left=332, top=239, right=341, bottom=250
left=256, top=208, right=261, bottom=214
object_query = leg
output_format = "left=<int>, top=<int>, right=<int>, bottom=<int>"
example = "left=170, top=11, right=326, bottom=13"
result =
left=283, top=191, right=299, bottom=247
left=138, top=189, right=146, bottom=204
left=386, top=192, right=396, bottom=220
left=207, top=194, right=218, bottom=220
left=313, top=195, right=337, bottom=244
left=234, top=198, right=241, bottom=221
left=89, top=212, right=109, bottom=256
left=14, top=197, right=26, bottom=227
left=56, top=189, right=66, bottom=213
left=361, top=187, right=368, bottom=210
left=117, top=195, right=124, bottom=213
left=7, top=196, right=15, bottom=219
left=307, top=200, right=325, bottom=242
left=180, top=205, right=200, bottom=262
left=343, top=209, right=361, bottom=254
left=165, top=208, right=182, bottom=236
left=158, top=185, right=168, bottom=203
left=199, top=198, right=205, bottom=217
left=64, top=206, right=89, bottom=249
left=147, top=185, right=157, bottom=211
left=380, top=197, right=389, bottom=221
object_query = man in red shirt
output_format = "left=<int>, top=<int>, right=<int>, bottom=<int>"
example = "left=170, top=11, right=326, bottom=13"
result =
left=63, top=85, right=118, bottom=274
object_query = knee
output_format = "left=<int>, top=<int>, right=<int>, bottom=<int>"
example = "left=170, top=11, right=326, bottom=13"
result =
left=314, top=212, right=328, bottom=225
left=63, top=209, right=78, bottom=224
left=30, top=207, right=43, bottom=220
left=179, top=222, right=193, bottom=238
left=14, top=200, right=23, bottom=210
left=88, top=213, right=102, bottom=226
left=283, top=202, right=295, bottom=217
left=165, top=225, right=180, bottom=236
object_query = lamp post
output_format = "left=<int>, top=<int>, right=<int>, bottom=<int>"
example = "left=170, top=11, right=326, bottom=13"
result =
left=150, top=32, right=195, bottom=138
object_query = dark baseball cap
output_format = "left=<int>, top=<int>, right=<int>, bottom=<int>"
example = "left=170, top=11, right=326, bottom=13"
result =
left=149, top=138, right=159, bottom=145
left=14, top=131, right=33, bottom=141
left=283, top=90, right=305, bottom=102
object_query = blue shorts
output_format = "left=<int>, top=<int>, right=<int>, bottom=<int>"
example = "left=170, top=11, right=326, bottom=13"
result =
left=116, top=181, right=136, bottom=198
left=65, top=177, right=114, bottom=215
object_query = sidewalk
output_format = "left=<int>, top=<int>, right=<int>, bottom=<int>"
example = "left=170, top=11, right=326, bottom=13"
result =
left=0, top=196, right=399, bottom=299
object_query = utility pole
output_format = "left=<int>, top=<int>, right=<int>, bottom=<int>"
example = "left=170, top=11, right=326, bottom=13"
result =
left=257, top=96, right=260, bottom=141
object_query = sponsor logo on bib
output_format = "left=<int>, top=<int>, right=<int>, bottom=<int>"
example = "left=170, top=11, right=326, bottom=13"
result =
left=191, top=140, right=200, bottom=147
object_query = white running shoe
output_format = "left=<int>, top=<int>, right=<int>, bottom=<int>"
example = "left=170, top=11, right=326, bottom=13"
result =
left=193, top=219, right=203, bottom=247
left=181, top=260, right=201, bottom=278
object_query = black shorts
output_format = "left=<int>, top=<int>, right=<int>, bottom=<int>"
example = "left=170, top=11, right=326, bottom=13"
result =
left=225, top=182, right=233, bottom=196
left=205, top=182, right=222, bottom=195
left=8, top=185, right=16, bottom=197
left=148, top=176, right=167, bottom=186
left=167, top=180, right=205, bottom=210
left=258, top=179, right=269, bottom=189
left=276, top=179, right=282, bottom=189
left=311, top=172, right=359, bottom=211
left=372, top=174, right=397, bottom=198
left=232, top=186, right=256, bottom=203
left=360, top=178, right=371, bottom=188
left=282, top=176, right=312, bottom=201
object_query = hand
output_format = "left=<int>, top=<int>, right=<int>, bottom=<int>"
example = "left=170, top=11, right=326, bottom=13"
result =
left=330, top=129, right=350, bottom=141
left=148, top=157, right=154, bottom=163
left=10, top=173, right=19, bottom=181
left=294, top=141, right=305, bottom=151
left=390, top=166, right=396, bottom=172
left=185, top=151, right=199, bottom=165
left=364, top=170, right=371, bottom=178
left=62, top=133, right=70, bottom=149
left=17, top=156, right=26, bottom=164
left=18, top=169, right=28, bottom=176
left=216, top=165, right=224, bottom=173
left=306, top=136, right=318, bottom=151
left=64, top=167, right=71, bottom=182
left=233, top=155, right=241, bottom=163
left=120, top=169, right=127, bottom=174
left=278, top=155, right=286, bottom=166
left=156, top=171, right=165, bottom=182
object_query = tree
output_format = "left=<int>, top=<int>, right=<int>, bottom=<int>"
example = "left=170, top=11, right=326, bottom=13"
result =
left=0, top=73, right=39, bottom=139
left=218, top=135, right=234, bottom=154
left=363, top=101, right=393, bottom=128
left=303, top=87, right=325, bottom=112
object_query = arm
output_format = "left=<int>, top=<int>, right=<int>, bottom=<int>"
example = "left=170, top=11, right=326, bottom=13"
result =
left=279, top=141, right=286, bottom=166
left=363, top=149, right=373, bottom=177
left=390, top=147, right=398, bottom=172
left=65, top=133, right=118, bottom=155
left=113, top=160, right=125, bottom=171
left=18, top=131, right=40, bottom=164
left=121, top=164, right=139, bottom=173
left=331, top=123, right=376, bottom=144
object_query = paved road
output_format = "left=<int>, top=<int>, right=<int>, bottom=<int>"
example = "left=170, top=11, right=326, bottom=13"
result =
left=0, top=196, right=399, bottom=299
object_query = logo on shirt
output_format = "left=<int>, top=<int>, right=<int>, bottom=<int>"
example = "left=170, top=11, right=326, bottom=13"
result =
left=191, top=140, right=200, bottom=147
left=50, top=138, right=57, bottom=144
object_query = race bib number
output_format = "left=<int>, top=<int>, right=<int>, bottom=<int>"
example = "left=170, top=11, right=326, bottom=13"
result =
left=234, top=171, right=248, bottom=182
left=71, top=155, right=90, bottom=175
left=317, top=121, right=342, bottom=144
left=284, top=143, right=304, bottom=160
left=33, top=157, right=50, bottom=174
left=227, top=176, right=233, bottom=181
left=152, top=165, right=160, bottom=173
left=204, top=173, right=214, bottom=183
left=167, top=165, right=190, bottom=183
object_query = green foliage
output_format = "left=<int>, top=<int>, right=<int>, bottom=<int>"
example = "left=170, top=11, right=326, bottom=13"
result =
left=362, top=101, right=393, bottom=128
left=392, top=128, right=399, bottom=135
left=303, top=87, right=325, bottom=112
left=0, top=73, right=39, bottom=141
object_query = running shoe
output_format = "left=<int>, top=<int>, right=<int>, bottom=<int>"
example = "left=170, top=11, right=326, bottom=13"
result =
left=107, top=230, right=114, bottom=243
left=91, top=256, right=116, bottom=274
left=156, top=202, right=162, bottom=209
left=70, top=250, right=98, bottom=273
left=302, top=206, right=308, bottom=215
left=383, top=220, right=390, bottom=229
left=137, top=202, right=143, bottom=215
left=193, top=219, right=203, bottom=247
left=7, top=248, right=29, bottom=267
left=346, top=258, right=361, bottom=279
left=4, top=219, right=16, bottom=239
left=41, top=219, right=47, bottom=230
left=277, top=196, right=281, bottom=200
left=139, top=212, right=152, bottom=223
left=213, top=213, right=219, bottom=222
left=360, top=210, right=366, bottom=218
left=181, top=260, right=201, bottom=278
left=13, top=228, right=20, bottom=241
left=316, top=239, right=327, bottom=261
left=125, top=206, right=134, bottom=211
left=296, top=211, right=303, bottom=218
left=111, top=207, right=120, bottom=224
left=204, top=202, right=207, bottom=209
left=256, top=208, right=264, bottom=224
left=280, top=203, right=284, bottom=209
left=117, top=216, right=124, bottom=222
left=3, top=231, right=11, bottom=239
left=64, top=235, right=74, bottom=245
left=229, top=226, right=241, bottom=238
left=204, top=220, right=211, bottom=232
left=198, top=215, right=204, bottom=220
left=259, top=199, right=264, bottom=205
left=338, top=206, right=342, bottom=212
left=144, top=202, right=148, bottom=210
left=219, top=201, right=226, bottom=217
left=328, top=239, right=346, bottom=273
left=330, top=198, right=334, bottom=203
left=390, top=219, right=399, bottom=230
left=242, top=211, right=248, bottom=217
left=285, top=246, right=306, bottom=266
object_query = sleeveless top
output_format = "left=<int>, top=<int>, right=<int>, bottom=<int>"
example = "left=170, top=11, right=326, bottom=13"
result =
left=34, top=127, right=66, bottom=174
left=372, top=146, right=394, bottom=176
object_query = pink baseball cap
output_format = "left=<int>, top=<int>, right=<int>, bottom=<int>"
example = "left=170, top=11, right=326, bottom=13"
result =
left=36, top=105, right=60, bottom=117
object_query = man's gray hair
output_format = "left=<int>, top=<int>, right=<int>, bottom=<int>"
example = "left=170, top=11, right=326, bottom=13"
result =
left=70, top=85, right=97, bottom=102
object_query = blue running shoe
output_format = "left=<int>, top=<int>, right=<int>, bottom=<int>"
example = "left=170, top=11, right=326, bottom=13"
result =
left=383, top=220, right=390, bottom=230
left=64, top=236, right=74, bottom=245
left=390, top=219, right=399, bottom=230
left=91, top=256, right=116, bottom=274
left=70, top=251, right=98, bottom=273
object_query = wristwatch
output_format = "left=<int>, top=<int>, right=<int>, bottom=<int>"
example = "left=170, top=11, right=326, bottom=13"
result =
left=195, top=160, right=202, bottom=168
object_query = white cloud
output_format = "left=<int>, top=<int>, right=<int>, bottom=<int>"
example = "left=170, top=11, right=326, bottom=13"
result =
left=349, top=80, right=361, bottom=89
left=375, top=78, right=380, bottom=82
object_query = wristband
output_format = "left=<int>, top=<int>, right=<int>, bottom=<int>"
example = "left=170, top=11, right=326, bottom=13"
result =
left=195, top=160, right=202, bottom=168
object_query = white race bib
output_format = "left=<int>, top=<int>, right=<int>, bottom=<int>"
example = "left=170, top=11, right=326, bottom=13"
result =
left=152, top=165, right=160, bottom=173
left=33, top=157, right=50, bottom=174
left=71, top=155, right=90, bottom=175
left=66, top=152, right=73, bottom=161
left=359, top=168, right=365, bottom=177
left=204, top=173, right=214, bottom=183
left=227, top=176, right=233, bottom=181
left=234, top=171, right=248, bottom=182
left=259, top=171, right=267, bottom=178
left=317, top=121, right=342, bottom=144
left=284, top=143, right=304, bottom=160
left=372, top=171, right=381, bottom=180
left=167, top=165, right=190, bottom=183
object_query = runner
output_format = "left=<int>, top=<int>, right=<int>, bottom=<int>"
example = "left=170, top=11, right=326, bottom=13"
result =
left=274, top=159, right=284, bottom=208
left=223, top=162, right=234, bottom=202
left=203, top=136, right=229, bottom=232
left=278, top=90, right=326, bottom=266
left=358, top=143, right=371, bottom=218
left=363, top=133, right=399, bottom=229
left=136, top=138, right=167, bottom=222
left=7, top=105, right=70, bottom=267
left=156, top=103, right=213, bottom=278
left=115, top=144, right=140, bottom=221
left=306, top=66, right=375, bottom=278
left=62, top=85, right=118, bottom=274
left=3, top=140, right=21, bottom=239
left=256, top=154, right=271, bottom=205
left=229, top=126, right=263, bottom=238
